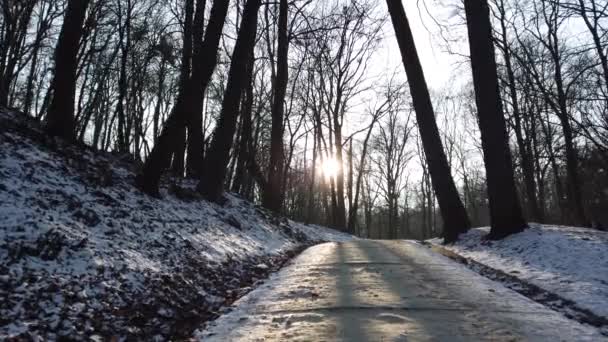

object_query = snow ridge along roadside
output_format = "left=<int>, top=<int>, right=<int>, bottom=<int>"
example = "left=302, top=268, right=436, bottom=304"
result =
left=0, top=110, right=352, bottom=340
left=427, top=225, right=608, bottom=335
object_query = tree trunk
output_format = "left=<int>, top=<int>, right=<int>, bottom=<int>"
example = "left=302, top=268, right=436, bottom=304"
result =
left=136, top=0, right=229, bottom=195
left=114, top=0, right=132, bottom=152
left=231, top=57, right=255, bottom=194
left=386, top=0, right=471, bottom=243
left=172, top=127, right=187, bottom=176
left=332, top=117, right=347, bottom=230
left=497, top=0, right=542, bottom=222
left=306, top=130, right=319, bottom=225
left=552, top=56, right=588, bottom=226
left=464, top=0, right=526, bottom=239
left=170, top=0, right=195, bottom=177
left=197, top=0, right=261, bottom=201
left=263, top=0, right=288, bottom=212
left=186, top=0, right=208, bottom=177
left=348, top=116, right=378, bottom=233
left=45, top=0, right=90, bottom=141
left=0, top=1, right=36, bottom=107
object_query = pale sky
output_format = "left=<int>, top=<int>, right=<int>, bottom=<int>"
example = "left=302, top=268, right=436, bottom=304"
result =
left=373, top=0, right=470, bottom=90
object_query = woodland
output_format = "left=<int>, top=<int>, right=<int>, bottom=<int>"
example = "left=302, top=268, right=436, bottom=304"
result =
left=2, top=0, right=607, bottom=242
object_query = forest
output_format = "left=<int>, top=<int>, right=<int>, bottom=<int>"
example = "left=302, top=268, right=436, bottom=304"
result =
left=1, top=0, right=607, bottom=242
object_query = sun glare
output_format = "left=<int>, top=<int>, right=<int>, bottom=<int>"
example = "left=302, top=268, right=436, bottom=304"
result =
left=320, top=157, right=340, bottom=179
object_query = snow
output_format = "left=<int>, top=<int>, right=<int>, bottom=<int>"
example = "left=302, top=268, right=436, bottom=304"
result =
left=429, top=224, right=608, bottom=320
left=0, top=110, right=352, bottom=340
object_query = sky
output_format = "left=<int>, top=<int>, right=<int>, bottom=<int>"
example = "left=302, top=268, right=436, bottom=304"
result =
left=374, top=0, right=470, bottom=90
left=339, top=0, right=478, bottom=188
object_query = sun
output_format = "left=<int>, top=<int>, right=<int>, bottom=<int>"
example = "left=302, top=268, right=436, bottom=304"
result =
left=320, top=157, right=340, bottom=179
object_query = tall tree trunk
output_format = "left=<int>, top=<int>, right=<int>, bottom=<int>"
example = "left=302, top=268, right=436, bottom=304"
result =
left=306, top=129, right=319, bottom=225
left=172, top=127, right=187, bottom=176
left=332, top=113, right=347, bottom=230
left=186, top=0, right=208, bottom=177
left=136, top=0, right=229, bottom=195
left=348, top=117, right=377, bottom=233
left=115, top=0, right=132, bottom=152
left=153, top=57, right=168, bottom=141
left=347, top=139, right=354, bottom=229
left=24, top=1, right=50, bottom=116
left=263, top=0, right=288, bottom=212
left=197, top=0, right=261, bottom=201
left=172, top=0, right=195, bottom=176
left=231, top=57, right=255, bottom=194
left=552, top=57, right=588, bottom=226
left=45, top=0, right=90, bottom=141
left=497, top=0, right=542, bottom=222
left=0, top=0, right=36, bottom=107
left=464, top=0, right=526, bottom=239
left=386, top=0, right=471, bottom=243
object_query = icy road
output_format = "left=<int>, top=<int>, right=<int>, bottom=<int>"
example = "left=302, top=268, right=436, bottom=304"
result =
left=197, top=240, right=605, bottom=341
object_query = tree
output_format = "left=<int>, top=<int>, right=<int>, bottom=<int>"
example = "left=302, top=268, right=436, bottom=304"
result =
left=371, top=98, right=414, bottom=238
left=386, top=0, right=471, bottom=243
left=263, top=0, right=289, bottom=212
left=136, top=0, right=230, bottom=195
left=0, top=0, right=37, bottom=108
left=305, top=0, right=383, bottom=230
left=185, top=0, right=210, bottom=177
left=197, top=0, right=262, bottom=201
left=464, top=0, right=526, bottom=239
left=45, top=0, right=91, bottom=141
left=495, top=0, right=543, bottom=222
left=171, top=0, right=195, bottom=176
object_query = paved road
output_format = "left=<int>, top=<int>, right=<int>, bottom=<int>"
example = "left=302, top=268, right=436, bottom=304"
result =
left=198, top=240, right=605, bottom=341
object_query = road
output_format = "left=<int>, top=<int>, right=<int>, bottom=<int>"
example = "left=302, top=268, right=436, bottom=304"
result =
left=198, top=240, right=605, bottom=341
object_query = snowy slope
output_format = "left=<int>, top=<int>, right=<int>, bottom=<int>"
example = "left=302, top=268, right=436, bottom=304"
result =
left=0, top=110, right=352, bottom=340
left=429, top=225, right=608, bottom=321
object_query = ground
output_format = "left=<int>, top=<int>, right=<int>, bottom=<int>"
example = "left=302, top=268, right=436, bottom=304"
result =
left=197, top=240, right=605, bottom=341
left=2, top=109, right=608, bottom=341
left=428, top=225, right=608, bottom=333
left=0, top=110, right=352, bottom=340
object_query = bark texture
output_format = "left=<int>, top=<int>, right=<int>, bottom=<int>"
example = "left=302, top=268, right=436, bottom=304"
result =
left=45, top=0, right=90, bottom=141
left=464, top=0, right=527, bottom=239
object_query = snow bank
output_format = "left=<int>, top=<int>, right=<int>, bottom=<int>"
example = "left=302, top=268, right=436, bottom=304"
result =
left=429, top=224, right=608, bottom=320
left=0, top=110, right=352, bottom=340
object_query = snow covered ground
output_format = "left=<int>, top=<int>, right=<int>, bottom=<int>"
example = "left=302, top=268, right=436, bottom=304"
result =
left=429, top=225, right=608, bottom=325
left=0, top=110, right=352, bottom=340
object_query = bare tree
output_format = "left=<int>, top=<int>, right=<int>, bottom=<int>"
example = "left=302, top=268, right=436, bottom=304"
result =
left=464, top=0, right=527, bottom=239
left=198, top=0, right=262, bottom=201
left=137, top=0, right=229, bottom=195
left=371, top=96, right=414, bottom=238
left=386, top=0, right=471, bottom=242
left=45, top=0, right=91, bottom=141
left=263, top=0, right=289, bottom=212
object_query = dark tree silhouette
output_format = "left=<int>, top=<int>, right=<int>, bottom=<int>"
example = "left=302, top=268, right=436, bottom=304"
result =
left=464, top=0, right=527, bottom=239
left=171, top=0, right=195, bottom=176
left=136, top=0, right=229, bottom=195
left=496, top=0, right=542, bottom=223
left=263, top=0, right=288, bottom=212
left=0, top=0, right=37, bottom=108
left=386, top=0, right=471, bottom=243
left=231, top=57, right=256, bottom=195
left=186, top=0, right=209, bottom=177
left=197, top=0, right=262, bottom=201
left=45, top=0, right=90, bottom=140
